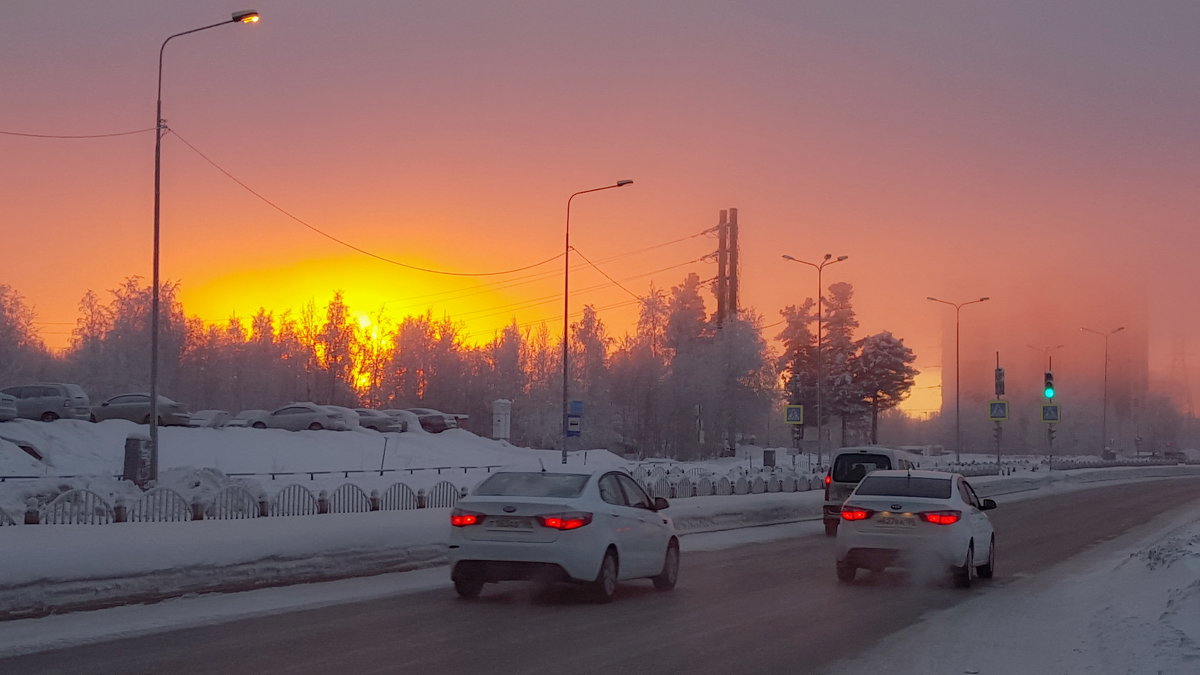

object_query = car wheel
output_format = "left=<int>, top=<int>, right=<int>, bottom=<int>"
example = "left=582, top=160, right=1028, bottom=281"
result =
left=454, top=577, right=484, bottom=600
left=251, top=421, right=266, bottom=429
left=652, top=540, right=680, bottom=591
left=591, top=549, right=618, bottom=603
left=40, top=412, right=60, bottom=422
left=824, top=521, right=838, bottom=537
left=308, top=422, right=323, bottom=430
left=836, top=561, right=856, bottom=583
left=142, top=414, right=152, bottom=424
left=953, top=543, right=974, bottom=588
left=89, top=414, right=97, bottom=423
left=977, top=536, right=995, bottom=579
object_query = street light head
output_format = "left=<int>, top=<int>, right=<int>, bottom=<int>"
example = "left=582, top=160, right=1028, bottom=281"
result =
left=979, top=296, right=990, bottom=302
left=615, top=179, right=633, bottom=187
left=823, top=253, right=832, bottom=260
left=233, top=10, right=260, bottom=23
left=782, top=254, right=796, bottom=261
left=926, top=296, right=939, bottom=302
left=835, top=255, right=848, bottom=262
left=1113, top=326, right=1126, bottom=334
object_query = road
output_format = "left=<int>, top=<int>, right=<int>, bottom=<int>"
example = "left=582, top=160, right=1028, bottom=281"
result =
left=4, top=477, right=1198, bottom=674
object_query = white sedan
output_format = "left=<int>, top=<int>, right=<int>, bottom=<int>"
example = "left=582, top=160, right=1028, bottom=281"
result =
left=835, top=469, right=997, bottom=588
left=448, top=466, right=680, bottom=602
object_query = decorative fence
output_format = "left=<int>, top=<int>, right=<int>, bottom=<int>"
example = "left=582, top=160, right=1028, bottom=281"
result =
left=11, top=464, right=816, bottom=526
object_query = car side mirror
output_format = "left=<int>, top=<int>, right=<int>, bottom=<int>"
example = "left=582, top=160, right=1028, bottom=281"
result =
left=652, top=496, right=670, bottom=511
left=980, top=498, right=997, bottom=511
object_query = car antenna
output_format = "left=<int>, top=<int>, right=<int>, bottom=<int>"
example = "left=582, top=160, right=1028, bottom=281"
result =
left=538, top=457, right=546, bottom=472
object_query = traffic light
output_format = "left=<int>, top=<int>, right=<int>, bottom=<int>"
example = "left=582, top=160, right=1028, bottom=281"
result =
left=1043, top=371, right=1055, bottom=399
left=994, top=367, right=1005, bottom=396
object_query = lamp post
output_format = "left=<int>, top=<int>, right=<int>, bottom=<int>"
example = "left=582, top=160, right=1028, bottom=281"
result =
left=781, top=253, right=848, bottom=468
left=151, top=11, right=260, bottom=457
left=561, top=180, right=633, bottom=463
left=926, top=296, right=990, bottom=464
left=1080, top=326, right=1125, bottom=453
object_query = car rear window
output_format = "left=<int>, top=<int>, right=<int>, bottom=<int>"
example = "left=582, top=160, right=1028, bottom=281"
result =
left=855, top=475, right=953, bottom=499
left=831, top=453, right=892, bottom=482
left=474, top=472, right=589, bottom=498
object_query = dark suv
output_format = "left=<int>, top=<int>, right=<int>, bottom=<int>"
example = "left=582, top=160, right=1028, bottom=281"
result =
left=1, top=383, right=92, bottom=422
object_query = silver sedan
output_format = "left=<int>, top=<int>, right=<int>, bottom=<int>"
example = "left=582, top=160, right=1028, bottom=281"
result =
left=252, top=403, right=350, bottom=431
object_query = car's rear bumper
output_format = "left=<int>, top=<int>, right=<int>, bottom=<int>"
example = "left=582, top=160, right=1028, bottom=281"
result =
left=448, top=540, right=602, bottom=582
left=837, top=529, right=968, bottom=568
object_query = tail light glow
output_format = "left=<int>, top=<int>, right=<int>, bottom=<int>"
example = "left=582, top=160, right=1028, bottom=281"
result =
left=841, top=506, right=874, bottom=521
left=537, top=512, right=593, bottom=530
left=919, top=510, right=962, bottom=525
left=450, top=509, right=485, bottom=527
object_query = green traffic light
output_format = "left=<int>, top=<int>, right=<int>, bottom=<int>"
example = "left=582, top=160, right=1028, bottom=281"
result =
left=1044, top=387, right=1055, bottom=398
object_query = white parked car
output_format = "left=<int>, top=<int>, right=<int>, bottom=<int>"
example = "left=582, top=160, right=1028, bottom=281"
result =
left=0, top=392, right=17, bottom=422
left=448, top=466, right=679, bottom=602
left=354, top=408, right=406, bottom=432
left=835, top=469, right=996, bottom=588
left=252, top=403, right=349, bottom=431
left=227, top=409, right=269, bottom=428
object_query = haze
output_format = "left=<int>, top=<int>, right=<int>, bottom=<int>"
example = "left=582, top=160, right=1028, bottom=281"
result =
left=3, top=1, right=1197, bottom=418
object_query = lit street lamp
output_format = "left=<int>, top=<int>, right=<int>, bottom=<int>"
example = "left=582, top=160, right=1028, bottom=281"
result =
left=1080, top=325, right=1125, bottom=453
left=151, top=11, right=260, bottom=456
left=561, top=180, right=633, bottom=463
left=782, top=253, right=848, bottom=467
left=926, top=295, right=990, bottom=463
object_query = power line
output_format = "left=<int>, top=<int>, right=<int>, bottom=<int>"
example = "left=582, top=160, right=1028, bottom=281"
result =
left=168, top=129, right=563, bottom=277
left=0, top=127, right=155, bottom=139
left=572, top=246, right=643, bottom=301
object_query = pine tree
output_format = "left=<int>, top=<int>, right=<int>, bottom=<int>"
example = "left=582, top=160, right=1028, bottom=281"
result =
left=856, top=332, right=919, bottom=443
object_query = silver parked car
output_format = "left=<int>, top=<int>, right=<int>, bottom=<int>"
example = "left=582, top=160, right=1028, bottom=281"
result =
left=0, top=393, right=18, bottom=422
left=252, top=403, right=350, bottom=431
left=1, top=383, right=91, bottom=422
left=355, top=408, right=407, bottom=432
left=227, top=409, right=269, bottom=428
left=91, top=393, right=192, bottom=426
left=404, top=407, right=460, bottom=433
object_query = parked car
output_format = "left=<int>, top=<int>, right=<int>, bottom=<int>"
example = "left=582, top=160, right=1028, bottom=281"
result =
left=252, top=403, right=350, bottom=431
left=226, top=409, right=269, bottom=428
left=823, top=447, right=917, bottom=536
left=91, top=393, right=192, bottom=426
left=354, top=408, right=406, bottom=432
left=448, top=466, right=679, bottom=602
left=404, top=407, right=459, bottom=433
left=187, top=410, right=231, bottom=428
left=0, top=393, right=18, bottom=422
left=323, top=405, right=361, bottom=430
left=0, top=383, right=91, bottom=422
left=835, top=469, right=997, bottom=588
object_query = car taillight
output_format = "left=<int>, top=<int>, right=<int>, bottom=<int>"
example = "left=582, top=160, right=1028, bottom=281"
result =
left=450, top=509, right=485, bottom=527
left=537, top=512, right=593, bottom=530
left=919, top=510, right=962, bottom=525
left=824, top=473, right=832, bottom=500
left=841, top=506, right=874, bottom=521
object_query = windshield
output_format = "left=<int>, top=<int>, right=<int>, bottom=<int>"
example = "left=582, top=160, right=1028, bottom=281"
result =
left=832, top=453, right=892, bottom=482
left=855, top=475, right=952, bottom=499
left=473, top=472, right=589, bottom=498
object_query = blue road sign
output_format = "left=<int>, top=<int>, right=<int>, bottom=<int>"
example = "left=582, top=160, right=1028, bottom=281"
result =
left=785, top=405, right=804, bottom=424
left=1042, top=404, right=1061, bottom=423
left=566, top=414, right=582, bottom=437
left=988, top=400, right=1009, bottom=421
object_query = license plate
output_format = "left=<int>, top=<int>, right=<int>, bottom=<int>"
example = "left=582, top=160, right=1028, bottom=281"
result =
left=879, top=516, right=914, bottom=527
left=487, top=517, right=532, bottom=530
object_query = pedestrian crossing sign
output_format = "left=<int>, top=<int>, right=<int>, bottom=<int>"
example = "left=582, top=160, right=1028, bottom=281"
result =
left=1042, top=404, right=1061, bottom=423
left=785, top=405, right=804, bottom=425
left=988, top=400, right=1008, bottom=421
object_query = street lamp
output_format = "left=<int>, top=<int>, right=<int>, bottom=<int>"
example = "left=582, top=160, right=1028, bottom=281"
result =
left=781, top=253, right=848, bottom=467
left=561, top=180, right=633, bottom=463
left=926, top=295, right=990, bottom=464
left=1080, top=326, right=1125, bottom=453
left=151, top=11, right=260, bottom=456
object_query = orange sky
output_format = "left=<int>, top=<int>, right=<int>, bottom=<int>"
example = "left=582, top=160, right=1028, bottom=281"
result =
left=3, top=1, right=1198, bottom=416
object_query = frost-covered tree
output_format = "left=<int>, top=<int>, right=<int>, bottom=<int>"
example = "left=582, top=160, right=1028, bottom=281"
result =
left=823, top=282, right=866, bottom=444
left=856, top=331, right=919, bottom=443
left=776, top=299, right=817, bottom=411
left=0, top=284, right=49, bottom=382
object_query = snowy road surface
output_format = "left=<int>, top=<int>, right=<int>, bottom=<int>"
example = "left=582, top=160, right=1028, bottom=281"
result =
left=1, top=478, right=1196, bottom=674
